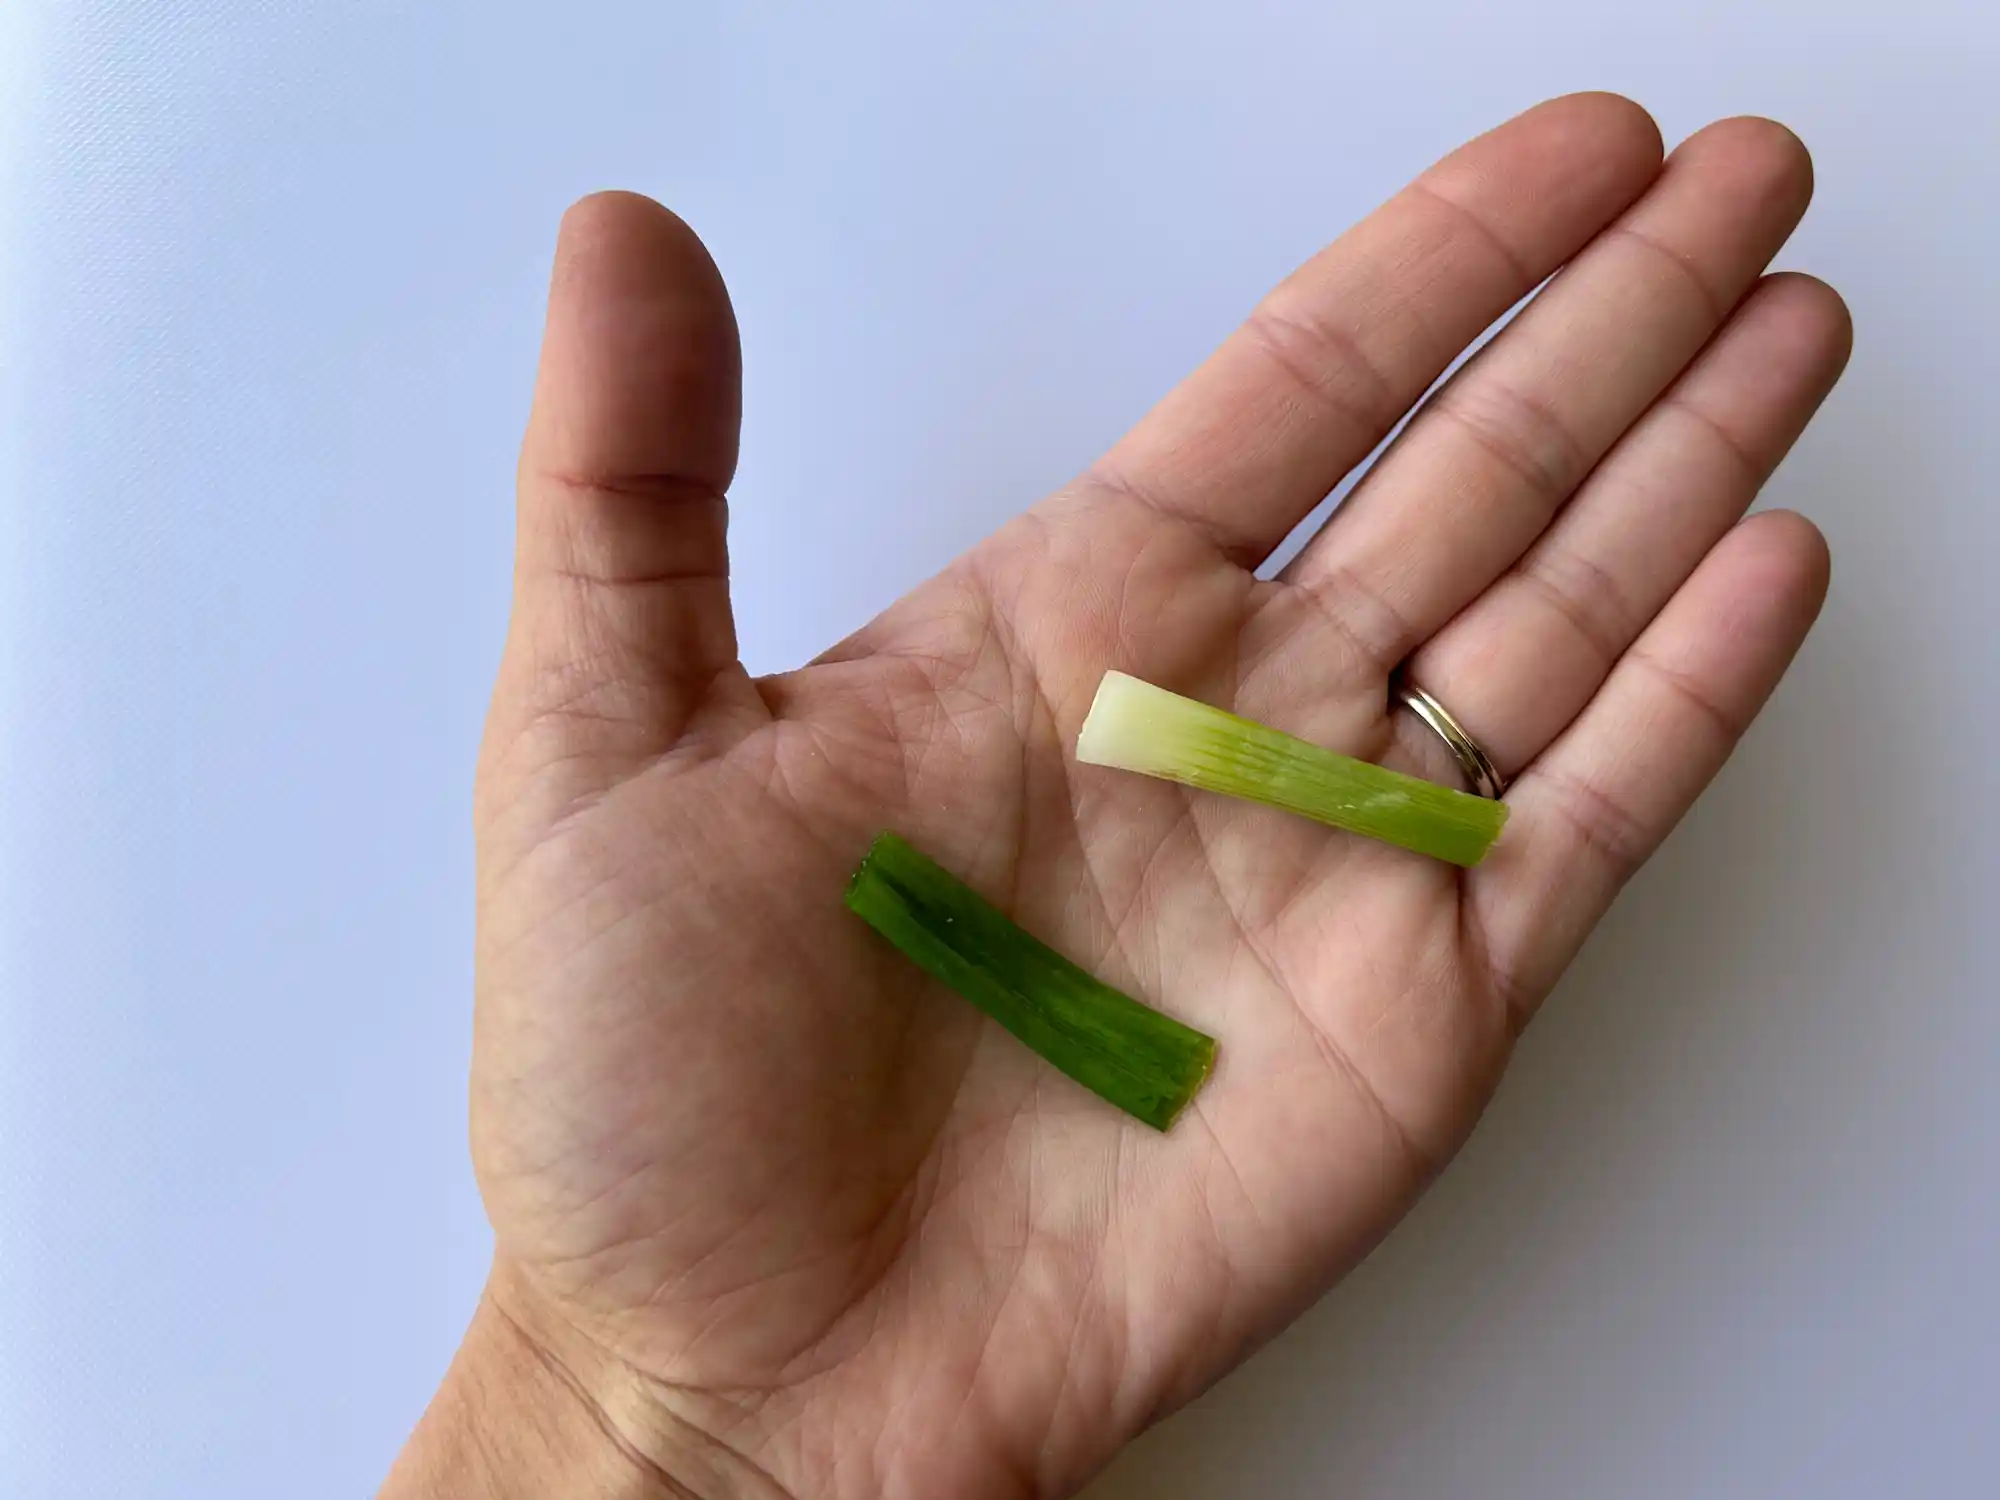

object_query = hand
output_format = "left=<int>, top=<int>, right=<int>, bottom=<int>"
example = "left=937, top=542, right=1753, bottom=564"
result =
left=385, top=94, right=1848, bottom=1500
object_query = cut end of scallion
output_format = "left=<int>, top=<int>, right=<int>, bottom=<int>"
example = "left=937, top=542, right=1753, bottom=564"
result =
left=845, top=831, right=1216, bottom=1131
left=1077, top=670, right=1507, bottom=867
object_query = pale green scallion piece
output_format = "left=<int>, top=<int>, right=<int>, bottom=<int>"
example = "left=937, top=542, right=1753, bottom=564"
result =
left=1076, top=670, right=1507, bottom=867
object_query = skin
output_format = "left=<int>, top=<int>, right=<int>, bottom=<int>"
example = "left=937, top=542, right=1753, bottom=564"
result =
left=381, top=94, right=1851, bottom=1500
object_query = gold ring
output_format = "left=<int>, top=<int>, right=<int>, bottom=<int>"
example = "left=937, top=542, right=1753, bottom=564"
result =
left=1394, top=680, right=1506, bottom=800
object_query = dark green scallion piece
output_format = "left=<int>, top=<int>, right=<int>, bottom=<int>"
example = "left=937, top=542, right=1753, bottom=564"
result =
left=844, top=832, right=1216, bottom=1131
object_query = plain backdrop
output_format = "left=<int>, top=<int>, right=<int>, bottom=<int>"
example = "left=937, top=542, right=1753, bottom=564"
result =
left=3, top=2, right=1995, bottom=1496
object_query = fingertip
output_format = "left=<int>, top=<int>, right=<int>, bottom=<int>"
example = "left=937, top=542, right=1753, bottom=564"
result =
left=1671, top=115, right=1815, bottom=215
left=1733, top=273, right=1855, bottom=389
left=1543, top=90, right=1666, bottom=165
left=553, top=191, right=727, bottom=298
left=1752, top=270, right=1852, bottom=334
left=1419, top=91, right=1665, bottom=270
left=560, top=188, right=669, bottom=233
left=1738, top=507, right=1833, bottom=612
left=1501, top=91, right=1665, bottom=189
left=1726, top=116, right=1813, bottom=182
left=527, top=189, right=741, bottom=494
left=1771, top=272, right=1855, bottom=367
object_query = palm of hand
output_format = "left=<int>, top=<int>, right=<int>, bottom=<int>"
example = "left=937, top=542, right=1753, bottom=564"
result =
left=466, top=96, right=1845, bottom=1500
left=477, top=503, right=1489, bottom=1497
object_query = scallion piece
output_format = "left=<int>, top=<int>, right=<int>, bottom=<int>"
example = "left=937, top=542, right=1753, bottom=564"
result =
left=1076, top=670, right=1507, bottom=867
left=844, top=832, right=1216, bottom=1131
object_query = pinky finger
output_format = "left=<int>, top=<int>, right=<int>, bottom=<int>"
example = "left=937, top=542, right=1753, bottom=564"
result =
left=1469, top=509, right=1831, bottom=1026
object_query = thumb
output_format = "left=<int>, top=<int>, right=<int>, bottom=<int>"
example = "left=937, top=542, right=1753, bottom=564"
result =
left=488, top=192, right=755, bottom=815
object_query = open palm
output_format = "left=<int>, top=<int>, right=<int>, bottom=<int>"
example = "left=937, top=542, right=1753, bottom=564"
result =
left=464, top=96, right=1847, bottom=1500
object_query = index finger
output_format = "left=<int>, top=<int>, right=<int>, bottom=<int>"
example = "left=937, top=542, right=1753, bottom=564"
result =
left=1086, top=93, right=1664, bottom=567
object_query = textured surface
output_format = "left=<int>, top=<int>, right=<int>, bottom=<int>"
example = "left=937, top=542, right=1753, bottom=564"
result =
left=1, top=3, right=1995, bottom=1496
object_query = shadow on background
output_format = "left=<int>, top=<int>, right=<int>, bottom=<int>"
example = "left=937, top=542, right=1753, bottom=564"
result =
left=1084, top=348, right=1968, bottom=1496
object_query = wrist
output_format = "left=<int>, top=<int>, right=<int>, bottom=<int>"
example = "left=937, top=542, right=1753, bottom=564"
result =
left=379, top=1269, right=727, bottom=1500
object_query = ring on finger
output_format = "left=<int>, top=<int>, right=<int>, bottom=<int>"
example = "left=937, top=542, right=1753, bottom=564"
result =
left=1393, top=678, right=1507, bottom=800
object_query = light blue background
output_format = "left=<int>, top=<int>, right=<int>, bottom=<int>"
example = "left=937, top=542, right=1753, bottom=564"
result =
left=3, top=3, right=1995, bottom=1496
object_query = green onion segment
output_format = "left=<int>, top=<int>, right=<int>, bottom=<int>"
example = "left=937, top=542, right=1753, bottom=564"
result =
left=1076, top=670, right=1507, bottom=867
left=844, top=832, right=1216, bottom=1131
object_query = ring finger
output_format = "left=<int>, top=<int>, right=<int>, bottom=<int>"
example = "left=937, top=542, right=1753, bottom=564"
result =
left=1396, top=271, right=1851, bottom=785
